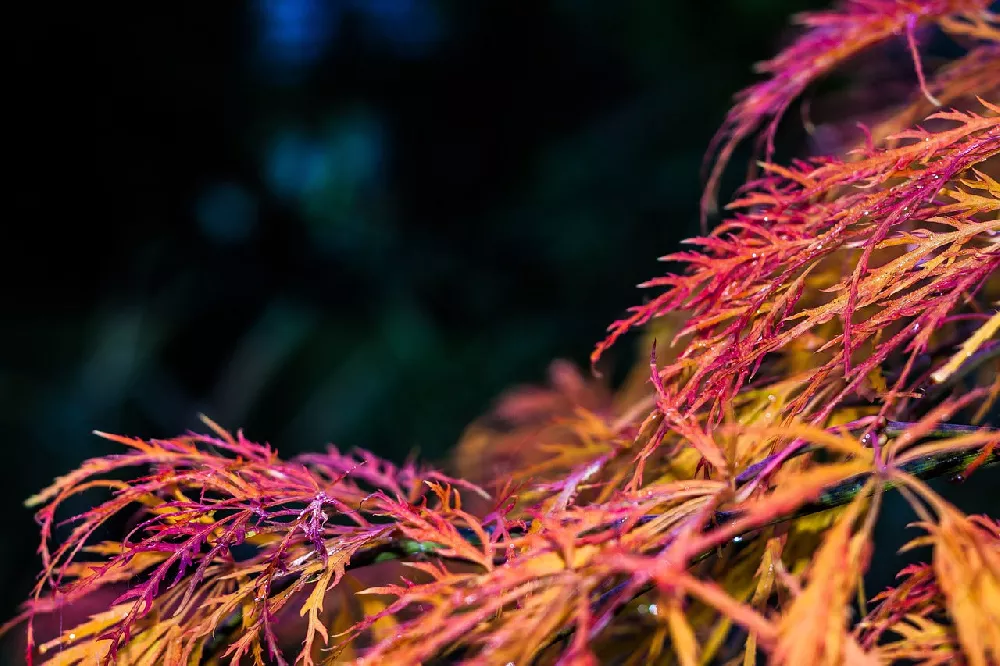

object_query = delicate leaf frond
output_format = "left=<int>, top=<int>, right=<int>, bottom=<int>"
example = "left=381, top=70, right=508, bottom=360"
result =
left=701, top=0, right=997, bottom=221
left=597, top=101, right=999, bottom=436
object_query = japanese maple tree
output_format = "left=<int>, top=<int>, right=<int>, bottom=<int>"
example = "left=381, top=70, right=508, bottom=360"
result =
left=4, top=1, right=999, bottom=664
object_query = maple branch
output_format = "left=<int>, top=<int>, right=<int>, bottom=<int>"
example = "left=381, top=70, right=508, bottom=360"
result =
left=735, top=418, right=991, bottom=485
left=321, top=422, right=999, bottom=579
left=195, top=419, right=997, bottom=663
left=533, top=435, right=999, bottom=660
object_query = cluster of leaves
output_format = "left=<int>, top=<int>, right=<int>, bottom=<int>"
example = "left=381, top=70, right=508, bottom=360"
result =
left=4, top=0, right=1000, bottom=663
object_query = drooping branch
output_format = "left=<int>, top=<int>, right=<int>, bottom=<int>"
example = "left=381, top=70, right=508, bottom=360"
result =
left=456, top=423, right=999, bottom=663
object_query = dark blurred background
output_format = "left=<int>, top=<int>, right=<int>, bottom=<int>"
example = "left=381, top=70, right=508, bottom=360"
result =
left=5, top=1, right=996, bottom=661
